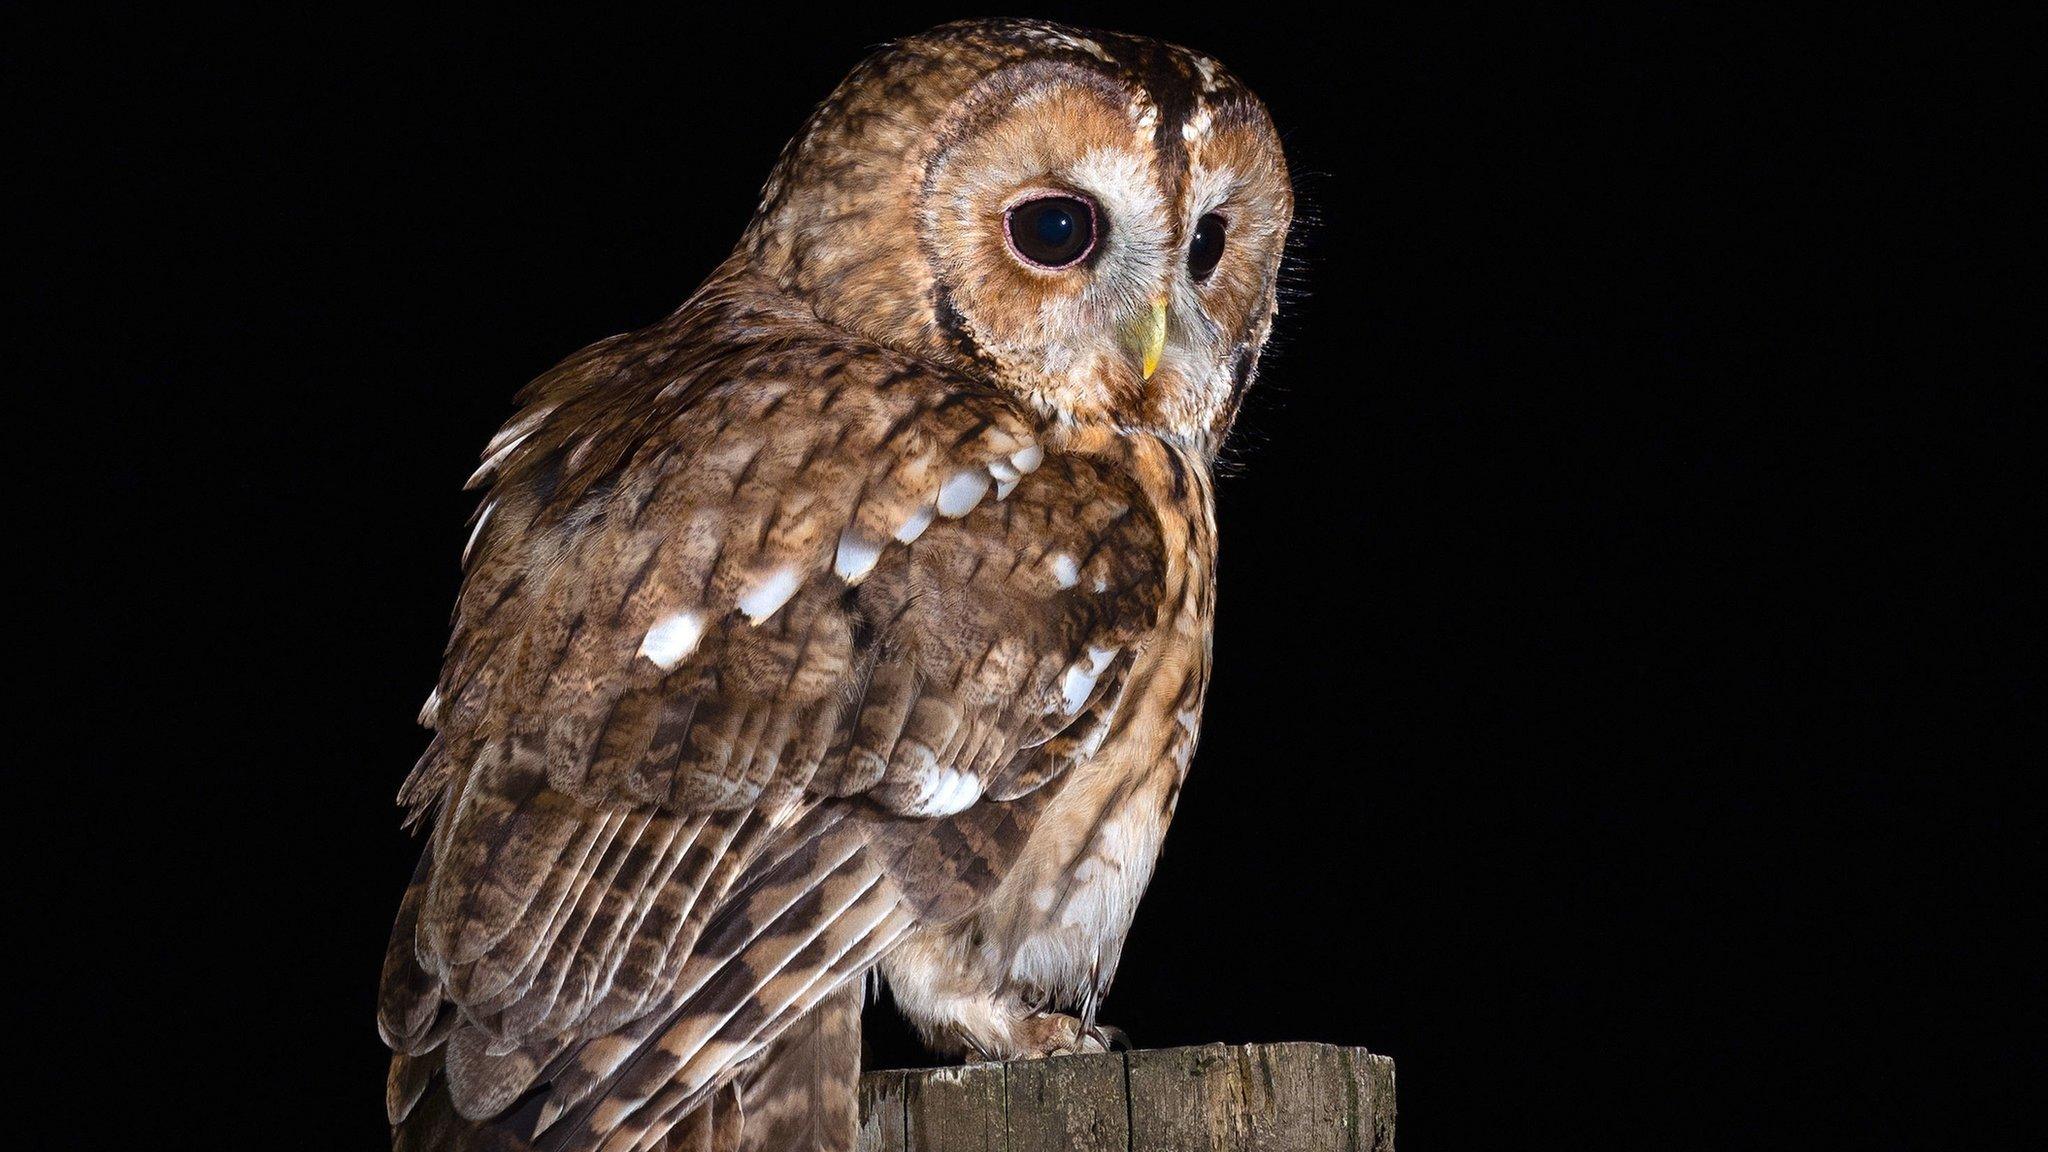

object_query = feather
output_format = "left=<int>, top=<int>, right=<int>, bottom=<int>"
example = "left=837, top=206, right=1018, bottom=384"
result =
left=735, top=984, right=863, bottom=1152
left=382, top=144, right=1186, bottom=1150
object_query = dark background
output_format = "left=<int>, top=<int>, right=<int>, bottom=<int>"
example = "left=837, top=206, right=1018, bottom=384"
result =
left=16, top=4, right=2030, bottom=1149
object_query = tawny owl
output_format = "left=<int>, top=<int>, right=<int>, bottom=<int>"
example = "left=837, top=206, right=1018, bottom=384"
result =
left=378, top=19, right=1292, bottom=1151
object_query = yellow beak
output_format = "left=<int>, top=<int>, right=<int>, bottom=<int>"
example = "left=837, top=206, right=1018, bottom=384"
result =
left=1140, top=293, right=1168, bottom=381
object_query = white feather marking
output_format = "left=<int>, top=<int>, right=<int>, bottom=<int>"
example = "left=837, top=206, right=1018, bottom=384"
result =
left=1059, top=646, right=1119, bottom=714
left=1129, top=96, right=1160, bottom=137
left=954, top=770, right=985, bottom=812
left=1084, top=644, right=1117, bottom=675
left=1050, top=553, right=1080, bottom=589
left=465, top=429, right=532, bottom=488
left=462, top=500, right=494, bottom=566
left=1075, top=715, right=1113, bottom=760
left=1060, top=664, right=1099, bottom=715
left=483, top=406, right=552, bottom=455
left=897, top=765, right=960, bottom=818
left=638, top=611, right=706, bottom=671
left=1030, top=28, right=1114, bottom=62
left=834, top=529, right=883, bottom=583
left=915, top=769, right=982, bottom=818
left=467, top=406, right=554, bottom=489
left=894, top=503, right=935, bottom=544
left=936, top=468, right=991, bottom=518
left=417, top=688, right=440, bottom=726
left=737, top=565, right=802, bottom=624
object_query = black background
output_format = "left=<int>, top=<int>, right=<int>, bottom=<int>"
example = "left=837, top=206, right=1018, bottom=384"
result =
left=17, top=4, right=2031, bottom=1150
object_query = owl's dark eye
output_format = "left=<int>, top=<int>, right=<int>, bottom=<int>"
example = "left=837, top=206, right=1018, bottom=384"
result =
left=1188, top=213, right=1227, bottom=279
left=1005, top=195, right=1098, bottom=269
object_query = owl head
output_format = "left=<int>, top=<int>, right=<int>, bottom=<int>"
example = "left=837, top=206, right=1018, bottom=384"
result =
left=740, top=19, right=1293, bottom=458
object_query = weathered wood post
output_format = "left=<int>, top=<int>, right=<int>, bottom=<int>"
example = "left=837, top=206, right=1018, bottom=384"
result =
left=857, top=1042, right=1396, bottom=1151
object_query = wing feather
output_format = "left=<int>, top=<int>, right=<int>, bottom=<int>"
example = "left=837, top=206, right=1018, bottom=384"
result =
left=382, top=295, right=1167, bottom=1150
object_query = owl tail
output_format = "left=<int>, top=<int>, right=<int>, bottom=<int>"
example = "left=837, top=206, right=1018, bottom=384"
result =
left=392, top=1072, right=740, bottom=1152
left=389, top=984, right=863, bottom=1152
left=735, top=981, right=864, bottom=1152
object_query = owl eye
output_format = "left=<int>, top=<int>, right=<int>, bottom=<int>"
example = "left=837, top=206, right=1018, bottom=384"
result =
left=1188, top=213, right=1227, bottom=279
left=1005, top=195, right=1098, bottom=269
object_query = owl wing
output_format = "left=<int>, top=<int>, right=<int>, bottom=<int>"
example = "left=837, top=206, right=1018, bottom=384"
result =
left=379, top=324, right=1165, bottom=1152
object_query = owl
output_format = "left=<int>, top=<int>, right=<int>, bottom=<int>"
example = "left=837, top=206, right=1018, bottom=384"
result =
left=378, top=19, right=1292, bottom=1152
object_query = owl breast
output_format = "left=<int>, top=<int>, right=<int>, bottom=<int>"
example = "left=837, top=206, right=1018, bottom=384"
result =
left=991, top=665, right=1202, bottom=1006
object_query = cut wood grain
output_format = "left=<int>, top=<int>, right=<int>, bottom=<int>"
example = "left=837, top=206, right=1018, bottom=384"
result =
left=857, top=1042, right=1395, bottom=1152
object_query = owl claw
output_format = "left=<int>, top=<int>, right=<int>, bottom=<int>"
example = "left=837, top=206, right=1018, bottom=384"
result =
left=1089, top=1022, right=1131, bottom=1051
left=1011, top=1011, right=1113, bottom=1058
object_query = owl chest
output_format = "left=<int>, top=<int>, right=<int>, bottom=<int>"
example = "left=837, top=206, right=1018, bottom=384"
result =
left=981, top=594, right=1212, bottom=1002
left=997, top=752, right=1180, bottom=999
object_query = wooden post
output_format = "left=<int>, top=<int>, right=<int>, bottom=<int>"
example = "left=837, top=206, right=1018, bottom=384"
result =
left=858, top=1043, right=1395, bottom=1152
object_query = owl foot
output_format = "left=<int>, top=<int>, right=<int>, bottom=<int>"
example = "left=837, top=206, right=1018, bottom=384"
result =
left=1004, top=1011, right=1124, bottom=1059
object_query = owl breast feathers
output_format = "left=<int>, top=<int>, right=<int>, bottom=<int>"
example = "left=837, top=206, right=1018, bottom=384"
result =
left=380, top=18, right=1290, bottom=1152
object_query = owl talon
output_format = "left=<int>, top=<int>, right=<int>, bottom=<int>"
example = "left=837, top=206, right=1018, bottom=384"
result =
left=1089, top=1023, right=1131, bottom=1051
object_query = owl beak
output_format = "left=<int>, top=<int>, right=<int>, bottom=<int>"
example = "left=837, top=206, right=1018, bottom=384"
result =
left=1139, top=293, right=1168, bottom=381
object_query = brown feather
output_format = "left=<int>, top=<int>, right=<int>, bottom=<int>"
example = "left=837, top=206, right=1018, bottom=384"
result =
left=384, top=15, right=1291, bottom=1149
left=735, top=984, right=863, bottom=1152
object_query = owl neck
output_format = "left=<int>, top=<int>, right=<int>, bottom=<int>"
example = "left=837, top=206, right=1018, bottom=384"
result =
left=697, top=260, right=1230, bottom=467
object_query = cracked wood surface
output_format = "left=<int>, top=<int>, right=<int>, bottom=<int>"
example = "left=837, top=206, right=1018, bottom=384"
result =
left=857, top=1043, right=1395, bottom=1152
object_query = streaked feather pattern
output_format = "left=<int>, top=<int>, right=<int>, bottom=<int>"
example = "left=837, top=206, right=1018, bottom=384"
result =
left=379, top=263, right=1168, bottom=1150
left=734, top=984, right=863, bottom=1152
left=381, top=15, right=1291, bottom=1149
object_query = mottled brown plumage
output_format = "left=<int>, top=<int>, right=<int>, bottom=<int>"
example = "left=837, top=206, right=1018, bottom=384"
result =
left=380, top=18, right=1291, bottom=1151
